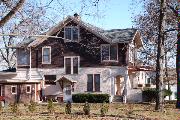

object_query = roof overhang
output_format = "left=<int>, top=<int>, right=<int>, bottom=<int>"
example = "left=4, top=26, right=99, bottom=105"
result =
left=55, top=76, right=77, bottom=83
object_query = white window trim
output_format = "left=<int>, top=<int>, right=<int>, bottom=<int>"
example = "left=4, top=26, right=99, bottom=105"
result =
left=42, top=46, right=51, bottom=64
left=101, top=44, right=118, bottom=62
left=64, top=56, right=80, bottom=74
left=87, top=74, right=101, bottom=92
left=64, top=26, right=80, bottom=42
left=11, top=86, right=17, bottom=94
left=26, top=85, right=31, bottom=94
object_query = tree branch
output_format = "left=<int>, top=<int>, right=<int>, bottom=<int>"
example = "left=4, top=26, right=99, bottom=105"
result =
left=0, top=0, right=26, bottom=27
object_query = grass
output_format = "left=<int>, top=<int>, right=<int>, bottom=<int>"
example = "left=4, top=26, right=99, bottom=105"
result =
left=0, top=103, right=179, bottom=120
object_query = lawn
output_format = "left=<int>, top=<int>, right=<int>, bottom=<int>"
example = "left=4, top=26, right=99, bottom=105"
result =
left=0, top=103, right=179, bottom=120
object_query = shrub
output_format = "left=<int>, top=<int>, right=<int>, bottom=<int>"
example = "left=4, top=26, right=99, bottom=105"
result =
left=10, top=103, right=18, bottom=114
left=72, top=93, right=109, bottom=103
left=100, top=102, right=109, bottom=117
left=83, top=101, right=90, bottom=115
left=0, top=102, right=2, bottom=114
left=28, top=101, right=36, bottom=113
left=65, top=101, right=71, bottom=114
left=163, top=89, right=172, bottom=98
left=142, top=88, right=172, bottom=102
left=47, top=99, right=54, bottom=114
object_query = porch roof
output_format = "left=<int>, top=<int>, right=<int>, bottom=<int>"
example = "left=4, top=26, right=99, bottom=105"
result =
left=55, top=76, right=77, bottom=83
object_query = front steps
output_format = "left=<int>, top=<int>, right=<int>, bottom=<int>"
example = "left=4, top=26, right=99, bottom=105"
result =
left=112, top=95, right=123, bottom=102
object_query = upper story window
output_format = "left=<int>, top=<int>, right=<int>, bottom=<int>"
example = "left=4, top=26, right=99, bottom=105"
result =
left=101, top=44, right=118, bottom=61
left=17, top=49, right=30, bottom=66
left=64, top=56, right=79, bottom=74
left=42, top=47, right=51, bottom=64
left=64, top=27, right=79, bottom=42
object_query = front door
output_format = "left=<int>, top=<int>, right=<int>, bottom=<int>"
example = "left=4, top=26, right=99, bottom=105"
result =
left=115, top=76, right=124, bottom=96
left=63, top=84, right=72, bottom=102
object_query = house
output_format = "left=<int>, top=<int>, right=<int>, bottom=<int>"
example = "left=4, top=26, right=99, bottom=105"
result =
left=0, top=14, right=155, bottom=103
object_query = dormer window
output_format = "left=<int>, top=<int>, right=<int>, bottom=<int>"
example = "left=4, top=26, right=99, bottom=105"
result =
left=101, top=44, right=118, bottom=61
left=42, top=46, right=51, bottom=64
left=64, top=27, right=79, bottom=42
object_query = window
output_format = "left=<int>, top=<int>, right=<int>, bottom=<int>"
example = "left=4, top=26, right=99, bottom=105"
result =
left=44, top=75, right=56, bottom=85
left=17, top=49, right=30, bottom=65
left=42, top=47, right=51, bottom=64
left=87, top=74, right=100, bottom=92
left=146, top=78, right=151, bottom=84
left=64, top=57, right=79, bottom=74
left=26, top=85, right=31, bottom=93
left=101, top=44, right=118, bottom=61
left=64, top=27, right=79, bottom=41
left=11, top=86, right=17, bottom=94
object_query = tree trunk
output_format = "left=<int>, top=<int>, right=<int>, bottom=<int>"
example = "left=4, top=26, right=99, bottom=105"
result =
left=0, top=0, right=26, bottom=27
left=176, top=2, right=180, bottom=108
left=165, top=51, right=170, bottom=100
left=155, top=0, right=166, bottom=111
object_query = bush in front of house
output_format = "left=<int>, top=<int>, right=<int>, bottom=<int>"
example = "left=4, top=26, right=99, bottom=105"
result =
left=83, top=101, right=90, bottom=115
left=28, top=101, right=37, bottom=113
left=65, top=101, right=72, bottom=114
left=47, top=99, right=54, bottom=114
left=100, top=102, right=109, bottom=117
left=142, top=88, right=172, bottom=102
left=72, top=93, right=109, bottom=103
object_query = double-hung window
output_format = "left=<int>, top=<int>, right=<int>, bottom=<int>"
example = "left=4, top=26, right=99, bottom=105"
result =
left=64, top=27, right=79, bottom=42
left=87, top=74, right=100, bottom=92
left=101, top=44, right=118, bottom=61
left=64, top=56, right=79, bottom=74
left=42, top=47, right=51, bottom=64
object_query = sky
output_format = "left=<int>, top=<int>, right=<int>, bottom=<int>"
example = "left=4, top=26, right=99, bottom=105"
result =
left=41, top=0, right=143, bottom=30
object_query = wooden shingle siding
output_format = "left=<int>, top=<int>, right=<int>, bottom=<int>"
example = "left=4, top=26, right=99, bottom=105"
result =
left=17, top=21, right=128, bottom=68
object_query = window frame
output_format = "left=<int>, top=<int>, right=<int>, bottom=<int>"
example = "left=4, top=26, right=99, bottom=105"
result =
left=44, top=75, right=56, bottom=85
left=101, top=44, right=118, bottom=62
left=42, top=46, right=51, bottom=64
left=11, top=86, right=17, bottom=94
left=26, top=85, right=31, bottom=94
left=87, top=74, right=101, bottom=92
left=64, top=26, right=79, bottom=42
left=64, top=56, right=80, bottom=74
left=17, top=49, right=30, bottom=66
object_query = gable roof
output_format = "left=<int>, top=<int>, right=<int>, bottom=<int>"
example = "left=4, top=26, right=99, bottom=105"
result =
left=14, top=15, right=142, bottom=48
left=101, top=29, right=137, bottom=43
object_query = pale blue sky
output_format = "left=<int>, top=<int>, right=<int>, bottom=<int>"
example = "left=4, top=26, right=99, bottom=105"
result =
left=40, top=0, right=143, bottom=30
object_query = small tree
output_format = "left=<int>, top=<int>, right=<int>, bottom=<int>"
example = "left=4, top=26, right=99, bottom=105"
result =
left=28, top=101, right=36, bottom=114
left=65, top=101, right=71, bottom=114
left=0, top=102, right=3, bottom=114
left=83, top=101, right=90, bottom=115
left=100, top=102, right=109, bottom=117
left=47, top=99, right=54, bottom=114
left=10, top=102, right=18, bottom=114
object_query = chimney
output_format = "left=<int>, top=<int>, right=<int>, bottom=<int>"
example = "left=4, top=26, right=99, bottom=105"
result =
left=74, top=13, right=81, bottom=21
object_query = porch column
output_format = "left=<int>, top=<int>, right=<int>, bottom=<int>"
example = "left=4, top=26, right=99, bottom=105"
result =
left=123, top=66, right=129, bottom=103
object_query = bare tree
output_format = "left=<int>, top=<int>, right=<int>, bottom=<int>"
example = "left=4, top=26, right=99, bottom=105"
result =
left=132, top=0, right=177, bottom=110
left=0, top=0, right=26, bottom=27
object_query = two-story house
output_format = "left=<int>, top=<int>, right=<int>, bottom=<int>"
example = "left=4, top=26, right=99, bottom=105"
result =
left=0, top=14, right=153, bottom=103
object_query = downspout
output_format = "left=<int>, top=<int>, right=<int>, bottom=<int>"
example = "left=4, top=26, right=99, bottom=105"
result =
left=29, top=47, right=32, bottom=80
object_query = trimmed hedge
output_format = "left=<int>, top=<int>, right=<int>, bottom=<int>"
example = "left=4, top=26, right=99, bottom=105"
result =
left=72, top=93, right=109, bottom=103
left=142, top=88, right=172, bottom=102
